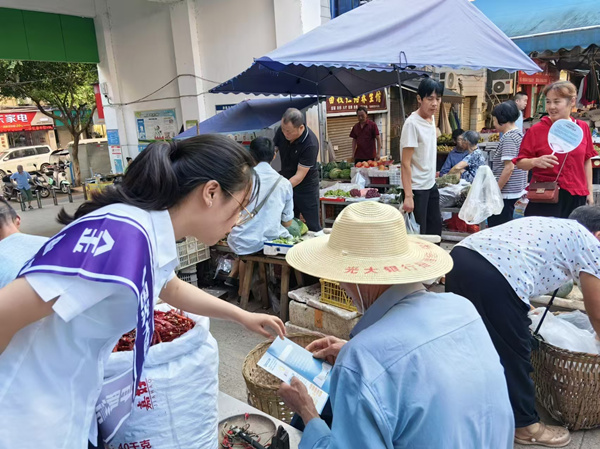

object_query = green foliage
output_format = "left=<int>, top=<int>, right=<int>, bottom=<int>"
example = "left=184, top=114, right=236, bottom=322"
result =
left=0, top=61, right=99, bottom=184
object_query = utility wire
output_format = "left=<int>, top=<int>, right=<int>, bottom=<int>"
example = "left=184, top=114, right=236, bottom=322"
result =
left=105, top=74, right=221, bottom=107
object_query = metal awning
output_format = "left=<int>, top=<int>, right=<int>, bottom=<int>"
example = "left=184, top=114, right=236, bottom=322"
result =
left=474, top=0, right=600, bottom=54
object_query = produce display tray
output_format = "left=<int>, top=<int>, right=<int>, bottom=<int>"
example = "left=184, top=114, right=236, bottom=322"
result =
left=345, top=197, right=380, bottom=202
left=319, top=197, right=346, bottom=202
left=263, top=241, right=294, bottom=255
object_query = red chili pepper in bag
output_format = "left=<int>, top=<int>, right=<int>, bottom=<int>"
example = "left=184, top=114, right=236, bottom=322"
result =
left=113, top=310, right=195, bottom=352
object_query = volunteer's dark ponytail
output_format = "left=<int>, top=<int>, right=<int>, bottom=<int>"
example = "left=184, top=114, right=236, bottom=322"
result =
left=58, top=134, right=258, bottom=224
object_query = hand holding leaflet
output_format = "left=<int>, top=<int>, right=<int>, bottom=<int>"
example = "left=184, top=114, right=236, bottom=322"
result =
left=258, top=337, right=333, bottom=413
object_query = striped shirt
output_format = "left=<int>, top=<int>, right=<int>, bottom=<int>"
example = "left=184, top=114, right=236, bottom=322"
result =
left=491, top=129, right=527, bottom=199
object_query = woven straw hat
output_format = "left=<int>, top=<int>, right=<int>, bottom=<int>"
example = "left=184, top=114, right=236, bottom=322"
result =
left=286, top=202, right=453, bottom=285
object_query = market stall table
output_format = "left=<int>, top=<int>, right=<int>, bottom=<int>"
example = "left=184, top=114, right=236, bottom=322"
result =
left=218, top=391, right=302, bottom=448
left=239, top=253, right=305, bottom=322
left=212, top=242, right=306, bottom=321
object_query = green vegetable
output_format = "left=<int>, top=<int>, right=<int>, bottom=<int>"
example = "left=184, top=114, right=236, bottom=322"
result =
left=293, top=218, right=308, bottom=236
left=338, top=161, right=349, bottom=170
left=341, top=168, right=351, bottom=179
left=329, top=168, right=342, bottom=179
left=325, top=162, right=338, bottom=171
left=301, top=222, right=308, bottom=235
left=324, top=189, right=350, bottom=197
left=271, top=236, right=303, bottom=245
left=287, top=220, right=302, bottom=238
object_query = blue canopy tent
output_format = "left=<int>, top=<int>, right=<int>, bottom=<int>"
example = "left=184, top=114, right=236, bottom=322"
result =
left=473, top=0, right=600, bottom=54
left=175, top=97, right=318, bottom=139
left=211, top=0, right=540, bottom=160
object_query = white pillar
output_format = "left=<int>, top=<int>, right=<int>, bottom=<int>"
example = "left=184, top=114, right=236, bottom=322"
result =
left=169, top=0, right=207, bottom=128
left=94, top=0, right=131, bottom=173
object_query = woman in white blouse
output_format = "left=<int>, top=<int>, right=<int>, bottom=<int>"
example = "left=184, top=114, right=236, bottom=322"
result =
left=0, top=135, right=285, bottom=448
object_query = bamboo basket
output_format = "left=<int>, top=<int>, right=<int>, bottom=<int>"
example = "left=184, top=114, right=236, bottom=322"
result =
left=531, top=336, right=600, bottom=430
left=242, top=333, right=322, bottom=422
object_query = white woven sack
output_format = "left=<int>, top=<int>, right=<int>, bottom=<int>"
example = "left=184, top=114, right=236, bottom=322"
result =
left=104, top=304, right=219, bottom=449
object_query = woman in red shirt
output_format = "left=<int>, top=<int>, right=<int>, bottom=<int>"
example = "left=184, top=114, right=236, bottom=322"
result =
left=514, top=81, right=596, bottom=218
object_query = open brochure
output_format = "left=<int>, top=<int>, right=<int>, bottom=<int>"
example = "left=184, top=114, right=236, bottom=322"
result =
left=258, top=337, right=333, bottom=413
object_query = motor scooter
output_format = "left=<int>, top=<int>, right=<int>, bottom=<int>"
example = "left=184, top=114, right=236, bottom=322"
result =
left=2, top=171, right=18, bottom=201
left=43, top=162, right=71, bottom=194
left=28, top=167, right=50, bottom=199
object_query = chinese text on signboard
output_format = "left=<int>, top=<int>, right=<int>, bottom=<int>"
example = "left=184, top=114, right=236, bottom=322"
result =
left=326, top=90, right=387, bottom=113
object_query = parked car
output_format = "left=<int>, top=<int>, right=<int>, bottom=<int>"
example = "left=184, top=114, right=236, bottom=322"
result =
left=0, top=145, right=52, bottom=177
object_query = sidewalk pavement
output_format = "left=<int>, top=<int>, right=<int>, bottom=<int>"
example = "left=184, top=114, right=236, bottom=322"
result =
left=15, top=189, right=84, bottom=237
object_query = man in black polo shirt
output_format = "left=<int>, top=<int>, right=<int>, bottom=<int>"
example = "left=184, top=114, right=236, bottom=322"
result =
left=273, top=108, right=322, bottom=231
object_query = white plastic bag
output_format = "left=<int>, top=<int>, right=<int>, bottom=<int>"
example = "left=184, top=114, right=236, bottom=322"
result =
left=104, top=304, right=219, bottom=449
left=557, top=310, right=595, bottom=333
left=459, top=166, right=503, bottom=224
left=439, top=180, right=469, bottom=208
left=351, top=171, right=367, bottom=189
left=403, top=212, right=420, bottom=234
left=529, top=308, right=598, bottom=354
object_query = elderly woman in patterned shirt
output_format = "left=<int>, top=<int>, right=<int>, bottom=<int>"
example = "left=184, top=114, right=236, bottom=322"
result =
left=447, top=130, right=485, bottom=183
left=446, top=206, right=600, bottom=447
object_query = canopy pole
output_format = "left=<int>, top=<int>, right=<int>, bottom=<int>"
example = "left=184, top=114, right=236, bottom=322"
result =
left=315, top=84, right=326, bottom=163
left=395, top=53, right=408, bottom=126
left=396, top=68, right=407, bottom=125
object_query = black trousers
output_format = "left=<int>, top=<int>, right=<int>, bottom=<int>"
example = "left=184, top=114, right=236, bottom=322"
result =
left=446, top=246, right=539, bottom=428
left=525, top=189, right=587, bottom=219
left=294, top=187, right=322, bottom=232
left=487, top=198, right=518, bottom=228
left=412, top=185, right=442, bottom=236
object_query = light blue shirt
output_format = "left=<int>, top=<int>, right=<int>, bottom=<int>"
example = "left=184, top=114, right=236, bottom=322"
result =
left=228, top=162, right=294, bottom=255
left=516, top=111, right=524, bottom=132
left=300, top=286, right=514, bottom=449
left=9, top=171, right=31, bottom=190
left=0, top=233, right=48, bottom=288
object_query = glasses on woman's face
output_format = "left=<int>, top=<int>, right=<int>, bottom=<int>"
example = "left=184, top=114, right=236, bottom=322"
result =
left=223, top=189, right=256, bottom=227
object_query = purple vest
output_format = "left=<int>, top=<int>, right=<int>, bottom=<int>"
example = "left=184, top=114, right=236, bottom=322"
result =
left=19, top=212, right=155, bottom=442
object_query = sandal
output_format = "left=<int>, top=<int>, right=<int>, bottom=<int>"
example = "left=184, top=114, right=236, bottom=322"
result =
left=514, top=422, right=571, bottom=447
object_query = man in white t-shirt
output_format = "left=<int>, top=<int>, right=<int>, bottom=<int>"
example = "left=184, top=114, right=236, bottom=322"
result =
left=400, top=78, right=443, bottom=235
left=446, top=206, right=600, bottom=447
left=0, top=198, right=47, bottom=288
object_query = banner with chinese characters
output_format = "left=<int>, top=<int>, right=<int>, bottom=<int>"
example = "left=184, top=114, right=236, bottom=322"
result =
left=0, top=111, right=54, bottom=133
left=326, top=90, right=387, bottom=114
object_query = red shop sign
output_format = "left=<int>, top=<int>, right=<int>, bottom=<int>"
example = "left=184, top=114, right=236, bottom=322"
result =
left=0, top=111, right=53, bottom=132
left=326, top=90, right=387, bottom=114
left=518, top=72, right=554, bottom=85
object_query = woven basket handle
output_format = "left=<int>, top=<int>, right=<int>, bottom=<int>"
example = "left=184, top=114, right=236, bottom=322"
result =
left=533, top=288, right=560, bottom=337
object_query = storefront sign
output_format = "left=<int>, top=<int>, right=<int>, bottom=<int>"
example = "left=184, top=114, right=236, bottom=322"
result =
left=326, top=90, right=387, bottom=114
left=518, top=72, right=553, bottom=85
left=0, top=111, right=54, bottom=133
left=135, top=109, right=178, bottom=143
left=110, top=145, right=124, bottom=174
left=107, top=129, right=120, bottom=146
left=0, top=134, right=8, bottom=150
left=216, top=104, right=236, bottom=114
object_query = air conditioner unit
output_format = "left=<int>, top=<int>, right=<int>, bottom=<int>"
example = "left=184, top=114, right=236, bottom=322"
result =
left=492, top=79, right=513, bottom=95
left=440, top=71, right=458, bottom=90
